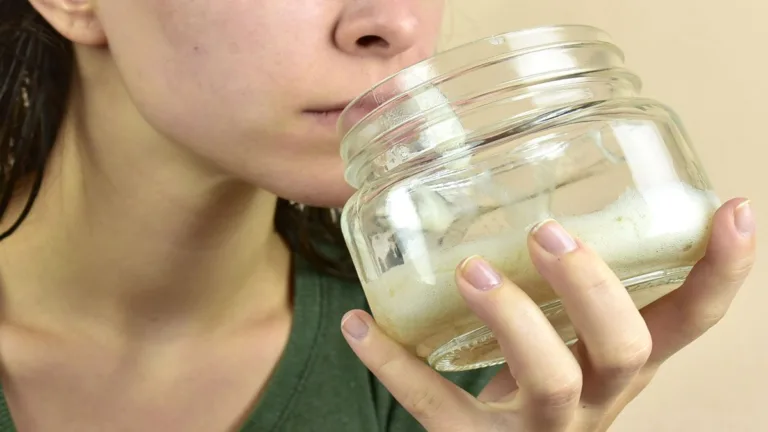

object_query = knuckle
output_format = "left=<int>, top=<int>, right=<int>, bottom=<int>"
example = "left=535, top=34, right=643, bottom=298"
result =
left=370, top=346, right=449, bottom=421
left=374, top=346, right=406, bottom=378
left=589, top=276, right=613, bottom=292
left=583, top=274, right=614, bottom=295
left=670, top=299, right=727, bottom=339
left=402, top=387, right=445, bottom=420
left=703, top=252, right=755, bottom=286
left=673, top=295, right=730, bottom=336
left=531, top=373, right=583, bottom=408
left=688, top=306, right=728, bottom=333
left=725, top=256, right=755, bottom=283
left=594, top=334, right=653, bottom=377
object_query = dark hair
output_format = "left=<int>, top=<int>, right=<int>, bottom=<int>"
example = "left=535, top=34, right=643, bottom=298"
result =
left=0, top=0, right=356, bottom=279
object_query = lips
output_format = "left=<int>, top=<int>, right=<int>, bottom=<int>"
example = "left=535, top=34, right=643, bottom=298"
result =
left=304, top=101, right=352, bottom=114
left=337, top=94, right=389, bottom=135
left=303, top=97, right=378, bottom=132
left=304, top=89, right=400, bottom=134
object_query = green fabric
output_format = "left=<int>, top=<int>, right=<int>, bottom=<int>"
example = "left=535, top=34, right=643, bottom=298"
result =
left=0, top=392, right=11, bottom=432
left=0, top=258, right=500, bottom=431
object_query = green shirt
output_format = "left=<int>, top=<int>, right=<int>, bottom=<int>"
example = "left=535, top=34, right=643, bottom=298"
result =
left=0, top=258, right=499, bottom=431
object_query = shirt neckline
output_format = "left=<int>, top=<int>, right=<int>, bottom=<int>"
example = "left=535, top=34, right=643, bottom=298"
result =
left=239, top=256, right=326, bottom=431
left=0, top=256, right=327, bottom=432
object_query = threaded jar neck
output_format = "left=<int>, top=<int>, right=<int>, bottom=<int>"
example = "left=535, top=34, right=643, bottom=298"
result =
left=338, top=24, right=642, bottom=189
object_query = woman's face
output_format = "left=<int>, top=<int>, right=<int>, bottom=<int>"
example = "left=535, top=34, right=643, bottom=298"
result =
left=91, top=0, right=445, bottom=207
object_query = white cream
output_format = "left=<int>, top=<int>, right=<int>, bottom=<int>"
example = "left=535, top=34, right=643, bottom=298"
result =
left=363, top=181, right=719, bottom=359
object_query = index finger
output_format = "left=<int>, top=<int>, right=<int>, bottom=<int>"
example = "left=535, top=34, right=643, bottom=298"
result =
left=341, top=310, right=485, bottom=431
left=640, top=198, right=756, bottom=366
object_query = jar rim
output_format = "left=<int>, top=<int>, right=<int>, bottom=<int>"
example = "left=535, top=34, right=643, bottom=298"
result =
left=338, top=24, right=639, bottom=189
left=337, top=24, right=619, bottom=155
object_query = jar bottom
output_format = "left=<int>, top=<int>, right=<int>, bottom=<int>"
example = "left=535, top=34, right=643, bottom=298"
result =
left=426, top=266, right=693, bottom=372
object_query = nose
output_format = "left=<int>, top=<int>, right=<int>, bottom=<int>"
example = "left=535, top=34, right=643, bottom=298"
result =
left=334, top=0, right=420, bottom=58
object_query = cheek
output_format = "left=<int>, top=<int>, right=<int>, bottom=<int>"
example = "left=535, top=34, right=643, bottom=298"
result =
left=92, top=0, right=443, bottom=206
left=95, top=0, right=351, bottom=204
left=96, top=0, right=321, bottom=148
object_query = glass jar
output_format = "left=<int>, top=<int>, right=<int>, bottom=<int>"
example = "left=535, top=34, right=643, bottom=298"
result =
left=338, top=25, right=719, bottom=372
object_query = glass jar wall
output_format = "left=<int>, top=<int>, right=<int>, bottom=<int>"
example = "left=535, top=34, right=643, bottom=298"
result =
left=339, top=25, right=719, bottom=372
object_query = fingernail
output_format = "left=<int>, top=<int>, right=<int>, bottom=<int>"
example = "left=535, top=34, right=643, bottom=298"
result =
left=735, top=200, right=755, bottom=237
left=532, top=219, right=578, bottom=256
left=341, top=313, right=369, bottom=340
left=459, top=256, right=502, bottom=291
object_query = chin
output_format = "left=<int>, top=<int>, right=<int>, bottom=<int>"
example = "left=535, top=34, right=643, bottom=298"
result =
left=298, top=184, right=356, bottom=209
left=272, top=176, right=356, bottom=210
left=273, top=157, right=356, bottom=209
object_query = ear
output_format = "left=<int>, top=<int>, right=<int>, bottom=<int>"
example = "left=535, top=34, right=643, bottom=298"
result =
left=29, top=0, right=106, bottom=46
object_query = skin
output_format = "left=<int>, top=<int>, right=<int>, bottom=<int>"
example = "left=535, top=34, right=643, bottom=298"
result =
left=0, top=0, right=756, bottom=431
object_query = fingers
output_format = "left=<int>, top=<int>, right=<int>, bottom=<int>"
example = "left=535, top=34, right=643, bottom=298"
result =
left=527, top=221, right=652, bottom=406
left=343, top=198, right=755, bottom=432
left=340, top=310, right=482, bottom=431
left=640, top=198, right=756, bottom=366
left=456, top=257, right=582, bottom=431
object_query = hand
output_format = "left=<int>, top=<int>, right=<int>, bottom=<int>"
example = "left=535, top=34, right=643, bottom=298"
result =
left=341, top=198, right=756, bottom=431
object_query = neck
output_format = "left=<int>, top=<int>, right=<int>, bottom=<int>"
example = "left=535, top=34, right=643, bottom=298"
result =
left=0, top=54, right=291, bottom=344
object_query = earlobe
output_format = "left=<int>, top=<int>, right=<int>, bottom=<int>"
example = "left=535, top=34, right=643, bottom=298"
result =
left=28, top=0, right=106, bottom=46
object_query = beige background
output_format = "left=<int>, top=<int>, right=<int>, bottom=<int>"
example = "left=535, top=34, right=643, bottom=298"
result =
left=443, top=1, right=767, bottom=430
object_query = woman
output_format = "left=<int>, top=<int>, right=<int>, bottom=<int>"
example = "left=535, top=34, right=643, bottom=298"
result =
left=0, top=0, right=756, bottom=431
